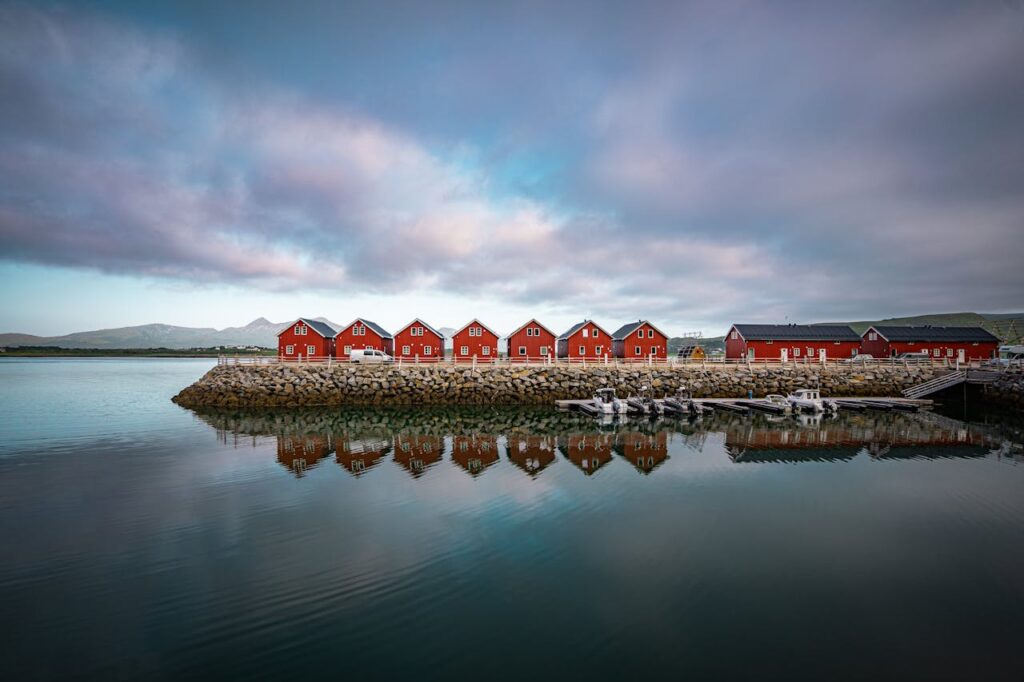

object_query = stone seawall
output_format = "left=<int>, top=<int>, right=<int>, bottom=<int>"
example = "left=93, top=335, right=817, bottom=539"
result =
left=172, top=363, right=947, bottom=408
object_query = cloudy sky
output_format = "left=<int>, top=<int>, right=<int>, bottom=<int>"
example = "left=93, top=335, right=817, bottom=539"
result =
left=1, top=0, right=1022, bottom=337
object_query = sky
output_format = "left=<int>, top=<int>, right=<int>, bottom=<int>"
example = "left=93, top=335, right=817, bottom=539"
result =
left=1, top=0, right=1023, bottom=338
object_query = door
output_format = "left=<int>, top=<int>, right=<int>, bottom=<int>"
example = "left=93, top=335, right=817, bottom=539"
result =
left=957, top=348, right=965, bottom=364
left=780, top=348, right=788, bottom=362
left=819, top=349, right=826, bottom=363
left=747, top=347, right=755, bottom=360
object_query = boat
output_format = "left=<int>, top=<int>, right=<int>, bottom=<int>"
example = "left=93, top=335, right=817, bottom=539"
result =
left=787, top=388, right=837, bottom=413
left=626, top=385, right=659, bottom=416
left=592, top=387, right=627, bottom=415
left=763, top=394, right=792, bottom=414
left=664, top=386, right=705, bottom=416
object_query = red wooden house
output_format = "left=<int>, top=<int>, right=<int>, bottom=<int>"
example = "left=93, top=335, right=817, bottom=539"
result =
left=556, top=320, right=612, bottom=360
left=860, top=326, right=999, bottom=362
left=451, top=434, right=500, bottom=476
left=724, top=324, right=860, bottom=361
left=393, top=318, right=445, bottom=362
left=506, top=434, right=557, bottom=476
left=335, top=318, right=394, bottom=359
left=506, top=319, right=556, bottom=362
left=393, top=434, right=443, bottom=477
left=611, top=320, right=669, bottom=361
left=277, top=318, right=337, bottom=361
left=615, top=431, right=669, bottom=474
left=451, top=319, right=499, bottom=362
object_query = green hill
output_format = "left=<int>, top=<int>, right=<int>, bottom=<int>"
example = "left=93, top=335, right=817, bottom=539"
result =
left=818, top=312, right=1024, bottom=342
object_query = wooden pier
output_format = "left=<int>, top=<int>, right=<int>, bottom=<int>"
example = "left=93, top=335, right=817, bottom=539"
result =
left=556, top=396, right=932, bottom=415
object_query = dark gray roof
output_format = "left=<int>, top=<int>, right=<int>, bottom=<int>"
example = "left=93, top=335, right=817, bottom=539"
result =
left=611, top=320, right=667, bottom=340
left=558, top=320, right=590, bottom=340
left=277, top=318, right=337, bottom=338
left=732, top=324, right=860, bottom=341
left=343, top=318, right=392, bottom=339
left=871, top=325, right=999, bottom=343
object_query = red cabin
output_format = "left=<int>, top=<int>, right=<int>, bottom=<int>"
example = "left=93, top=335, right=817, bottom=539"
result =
left=451, top=434, right=500, bottom=476
left=277, top=318, right=337, bottom=361
left=335, top=318, right=394, bottom=359
left=611, top=320, right=669, bottom=361
left=725, top=324, right=860, bottom=361
left=451, top=319, right=499, bottom=362
left=556, top=320, right=613, bottom=361
left=393, top=318, right=445, bottom=363
left=506, top=319, right=556, bottom=363
left=860, top=326, right=999, bottom=362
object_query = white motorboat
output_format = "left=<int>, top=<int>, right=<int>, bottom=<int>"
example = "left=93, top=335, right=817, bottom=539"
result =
left=626, top=385, right=658, bottom=415
left=592, top=387, right=627, bottom=415
left=665, top=387, right=705, bottom=416
left=787, top=388, right=836, bottom=413
left=763, top=394, right=792, bottom=414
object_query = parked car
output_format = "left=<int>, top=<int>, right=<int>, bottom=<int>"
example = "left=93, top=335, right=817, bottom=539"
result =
left=349, top=348, right=393, bottom=364
left=896, top=351, right=931, bottom=363
left=844, top=354, right=874, bottom=363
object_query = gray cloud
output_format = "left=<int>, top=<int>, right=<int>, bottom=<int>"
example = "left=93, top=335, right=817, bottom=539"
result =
left=0, top=1, right=1022, bottom=329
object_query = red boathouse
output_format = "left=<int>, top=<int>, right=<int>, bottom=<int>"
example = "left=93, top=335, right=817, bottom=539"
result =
left=393, top=318, right=445, bottom=362
left=335, top=318, right=394, bottom=359
left=725, top=324, right=861, bottom=361
left=611, top=320, right=669, bottom=361
left=860, top=326, right=999, bottom=361
left=277, top=318, right=337, bottom=361
left=556, top=320, right=612, bottom=361
left=451, top=319, right=499, bottom=362
left=506, top=319, right=556, bottom=362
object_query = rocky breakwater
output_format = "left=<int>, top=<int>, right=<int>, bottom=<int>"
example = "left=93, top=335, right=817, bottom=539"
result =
left=986, top=371, right=1024, bottom=410
left=171, top=363, right=945, bottom=408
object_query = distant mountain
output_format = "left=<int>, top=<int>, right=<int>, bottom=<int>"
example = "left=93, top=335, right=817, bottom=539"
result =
left=816, top=312, right=1024, bottom=342
left=0, top=317, right=343, bottom=349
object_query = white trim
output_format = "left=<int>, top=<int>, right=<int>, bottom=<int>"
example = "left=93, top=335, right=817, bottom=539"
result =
left=507, top=319, right=556, bottom=340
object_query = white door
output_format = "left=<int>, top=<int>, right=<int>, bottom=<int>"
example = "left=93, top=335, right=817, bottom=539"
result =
left=819, top=349, right=826, bottom=363
left=957, top=348, right=965, bottom=364
left=780, top=348, right=788, bottom=362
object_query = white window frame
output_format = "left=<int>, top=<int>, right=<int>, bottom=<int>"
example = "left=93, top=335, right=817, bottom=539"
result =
left=635, top=345, right=642, bottom=355
left=344, top=345, right=352, bottom=354
left=946, top=348, right=953, bottom=357
left=402, top=345, right=410, bottom=355
left=868, top=332, right=877, bottom=341
left=578, top=345, right=585, bottom=355
left=540, top=346, right=549, bottom=356
left=595, top=345, right=603, bottom=354
left=285, top=344, right=295, bottom=354
left=519, top=346, right=527, bottom=356
left=295, top=324, right=307, bottom=335
left=461, top=345, right=469, bottom=356
left=307, top=345, right=316, bottom=356
left=593, top=329, right=599, bottom=338
left=582, top=328, right=589, bottom=338
left=648, top=329, right=654, bottom=338
left=424, top=346, right=432, bottom=355
left=933, top=348, right=941, bottom=357
left=482, top=346, right=491, bottom=355
left=794, top=348, right=801, bottom=357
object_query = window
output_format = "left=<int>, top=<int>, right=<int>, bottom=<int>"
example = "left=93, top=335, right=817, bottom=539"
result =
left=540, top=346, right=549, bottom=356
left=579, top=345, right=585, bottom=355
left=638, top=330, right=644, bottom=338
left=593, top=329, right=599, bottom=338
left=595, top=345, right=603, bottom=354
left=344, top=345, right=352, bottom=354
left=285, top=344, right=295, bottom=354
left=582, top=329, right=589, bottom=338
left=635, top=345, right=642, bottom=355
left=933, top=348, right=941, bottom=357
left=469, top=327, right=477, bottom=337
left=424, top=346, right=432, bottom=355
left=461, top=345, right=469, bottom=355
left=868, top=332, right=877, bottom=341
left=650, top=346, right=657, bottom=355
left=766, top=340, right=774, bottom=345
left=532, top=327, right=540, bottom=336
left=519, top=346, right=527, bottom=356
left=648, top=329, right=654, bottom=338
left=482, top=346, right=491, bottom=355
left=411, top=326, right=423, bottom=337
left=402, top=345, right=410, bottom=355
left=807, top=347, right=813, bottom=356
left=946, top=348, right=953, bottom=357
left=295, top=324, right=307, bottom=335
left=794, top=348, right=801, bottom=357
left=731, top=330, right=738, bottom=339
left=307, top=345, right=316, bottom=356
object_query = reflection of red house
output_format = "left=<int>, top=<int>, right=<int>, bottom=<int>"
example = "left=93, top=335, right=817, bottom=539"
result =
left=334, top=433, right=391, bottom=476
left=394, top=319, right=445, bottom=363
left=860, top=326, right=999, bottom=361
left=506, top=434, right=557, bottom=475
left=556, top=320, right=612, bottom=361
left=725, top=324, right=860, bottom=361
left=451, top=319, right=499, bottom=363
left=559, top=433, right=614, bottom=475
left=277, top=434, right=332, bottom=477
left=277, top=318, right=337, bottom=361
left=615, top=431, right=669, bottom=473
left=506, top=320, right=556, bottom=363
left=611, top=320, right=669, bottom=361
left=393, top=434, right=443, bottom=477
left=335, top=319, right=394, bottom=359
left=451, top=435, right=499, bottom=476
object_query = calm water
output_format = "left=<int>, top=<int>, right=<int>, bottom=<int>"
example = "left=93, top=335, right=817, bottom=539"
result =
left=1, top=358, right=1023, bottom=681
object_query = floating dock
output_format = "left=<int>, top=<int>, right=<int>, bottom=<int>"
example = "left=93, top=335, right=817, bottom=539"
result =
left=556, top=396, right=931, bottom=415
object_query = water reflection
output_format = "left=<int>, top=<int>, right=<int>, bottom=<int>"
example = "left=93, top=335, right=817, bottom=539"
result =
left=194, top=406, right=1024, bottom=478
